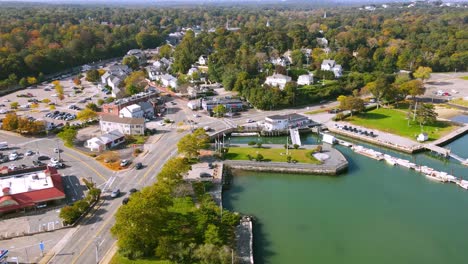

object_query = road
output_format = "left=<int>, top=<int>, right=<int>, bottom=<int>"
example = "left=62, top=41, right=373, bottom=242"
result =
left=44, top=98, right=189, bottom=264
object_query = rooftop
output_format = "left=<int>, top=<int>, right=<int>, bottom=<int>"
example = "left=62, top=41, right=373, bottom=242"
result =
left=266, top=113, right=309, bottom=121
left=101, top=114, right=145, bottom=125
left=1, top=169, right=54, bottom=196
left=107, top=90, right=158, bottom=106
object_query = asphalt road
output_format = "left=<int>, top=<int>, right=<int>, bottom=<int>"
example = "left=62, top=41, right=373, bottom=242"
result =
left=45, top=99, right=189, bottom=264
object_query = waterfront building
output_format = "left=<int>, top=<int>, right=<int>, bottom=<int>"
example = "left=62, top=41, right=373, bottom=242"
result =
left=99, top=114, right=145, bottom=135
left=201, top=98, right=244, bottom=112
left=263, top=113, right=313, bottom=131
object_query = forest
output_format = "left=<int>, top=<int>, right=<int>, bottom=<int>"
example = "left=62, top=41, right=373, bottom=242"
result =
left=0, top=3, right=466, bottom=103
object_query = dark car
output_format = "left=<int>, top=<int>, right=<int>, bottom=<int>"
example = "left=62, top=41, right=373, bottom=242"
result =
left=200, top=172, right=212, bottom=178
left=135, top=162, right=143, bottom=170
left=37, top=155, right=49, bottom=161
left=122, top=197, right=130, bottom=205
left=129, top=188, right=138, bottom=194
left=33, top=160, right=44, bottom=166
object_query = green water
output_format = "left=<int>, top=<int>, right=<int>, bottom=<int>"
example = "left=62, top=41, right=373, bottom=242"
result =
left=223, top=135, right=468, bottom=264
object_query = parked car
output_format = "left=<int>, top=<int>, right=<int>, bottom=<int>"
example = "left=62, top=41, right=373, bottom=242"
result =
left=135, top=162, right=143, bottom=170
left=122, top=197, right=130, bottom=205
left=33, top=160, right=44, bottom=166
left=200, top=172, right=212, bottom=178
left=25, top=150, right=34, bottom=156
left=246, top=119, right=254, bottom=123
left=54, top=148, right=60, bottom=153
left=37, top=155, right=49, bottom=160
left=120, top=159, right=130, bottom=167
left=129, top=188, right=138, bottom=194
left=8, top=152, right=18, bottom=161
left=8, top=164, right=17, bottom=170
left=111, top=189, right=121, bottom=198
left=50, top=157, right=59, bottom=164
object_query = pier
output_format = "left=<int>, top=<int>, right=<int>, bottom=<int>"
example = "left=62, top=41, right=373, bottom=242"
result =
left=235, top=216, right=254, bottom=264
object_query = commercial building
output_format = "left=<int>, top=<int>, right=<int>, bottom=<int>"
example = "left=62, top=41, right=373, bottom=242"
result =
left=0, top=167, right=65, bottom=214
left=100, top=114, right=145, bottom=135
left=201, top=98, right=244, bottom=112
left=263, top=113, right=314, bottom=131
left=119, top=104, right=144, bottom=118
left=101, top=90, right=159, bottom=116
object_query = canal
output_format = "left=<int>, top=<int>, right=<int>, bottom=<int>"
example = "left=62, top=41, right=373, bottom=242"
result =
left=223, top=134, right=468, bottom=264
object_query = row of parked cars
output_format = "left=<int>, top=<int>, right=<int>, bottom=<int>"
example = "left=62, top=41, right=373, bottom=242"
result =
left=45, top=111, right=77, bottom=121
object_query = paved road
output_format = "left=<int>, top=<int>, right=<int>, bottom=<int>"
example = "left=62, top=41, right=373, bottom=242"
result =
left=44, top=98, right=189, bottom=264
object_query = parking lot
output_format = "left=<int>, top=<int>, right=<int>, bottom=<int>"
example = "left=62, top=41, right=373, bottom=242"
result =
left=0, top=75, right=110, bottom=127
left=423, top=72, right=468, bottom=100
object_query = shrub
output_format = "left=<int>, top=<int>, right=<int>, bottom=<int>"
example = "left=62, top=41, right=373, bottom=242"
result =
left=293, top=144, right=299, bottom=149
left=247, top=154, right=253, bottom=160
left=256, top=142, right=262, bottom=148
left=256, top=153, right=264, bottom=161
left=287, top=155, right=292, bottom=163
left=248, top=141, right=256, bottom=146
left=314, top=145, right=323, bottom=153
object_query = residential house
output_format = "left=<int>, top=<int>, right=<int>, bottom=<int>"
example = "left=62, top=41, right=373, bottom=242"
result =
left=270, top=56, right=290, bottom=67
left=158, top=74, right=178, bottom=89
left=119, top=104, right=144, bottom=118
left=85, top=130, right=125, bottom=152
left=317, top=37, right=328, bottom=47
left=263, top=114, right=313, bottom=132
left=138, top=101, right=155, bottom=118
left=297, top=73, right=314, bottom=86
left=198, top=55, right=208, bottom=66
left=146, top=65, right=164, bottom=81
left=101, top=64, right=132, bottom=98
left=188, top=86, right=214, bottom=99
left=264, top=74, right=292, bottom=90
left=320, top=60, right=343, bottom=78
left=100, top=114, right=145, bottom=135
left=188, top=67, right=199, bottom=77
left=109, top=77, right=123, bottom=98
left=126, top=49, right=146, bottom=65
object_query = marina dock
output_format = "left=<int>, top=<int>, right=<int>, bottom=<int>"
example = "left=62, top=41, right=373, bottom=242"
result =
left=334, top=138, right=467, bottom=191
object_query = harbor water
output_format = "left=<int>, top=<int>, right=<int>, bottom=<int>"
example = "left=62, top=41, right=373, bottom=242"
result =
left=223, top=134, right=468, bottom=264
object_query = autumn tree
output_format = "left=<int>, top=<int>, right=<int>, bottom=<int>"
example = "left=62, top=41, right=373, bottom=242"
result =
left=57, top=127, right=77, bottom=147
left=400, top=80, right=425, bottom=100
left=77, top=108, right=98, bottom=121
left=413, top=66, right=432, bottom=83
left=177, top=128, right=209, bottom=159
left=2, top=112, right=19, bottom=131
left=123, top=55, right=139, bottom=70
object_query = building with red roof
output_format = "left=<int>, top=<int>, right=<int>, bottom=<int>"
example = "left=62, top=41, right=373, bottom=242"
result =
left=0, top=167, right=65, bottom=214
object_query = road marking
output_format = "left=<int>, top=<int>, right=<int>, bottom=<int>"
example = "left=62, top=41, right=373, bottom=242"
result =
left=62, top=152, right=107, bottom=181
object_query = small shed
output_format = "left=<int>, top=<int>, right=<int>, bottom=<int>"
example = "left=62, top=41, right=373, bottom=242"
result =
left=417, top=133, right=429, bottom=142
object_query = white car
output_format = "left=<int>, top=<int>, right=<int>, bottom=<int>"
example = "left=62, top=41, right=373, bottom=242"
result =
left=51, top=94, right=58, bottom=97
left=8, top=164, right=17, bottom=170
left=50, top=157, right=59, bottom=164
left=193, top=114, right=201, bottom=118
left=246, top=119, right=254, bottom=123
left=8, top=153, right=18, bottom=161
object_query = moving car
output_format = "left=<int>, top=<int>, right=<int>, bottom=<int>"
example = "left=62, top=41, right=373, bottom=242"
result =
left=135, top=162, right=143, bottom=170
left=111, top=189, right=121, bottom=198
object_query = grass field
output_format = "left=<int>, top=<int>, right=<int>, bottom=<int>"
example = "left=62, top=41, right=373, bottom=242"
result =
left=460, top=76, right=468, bottom=80
left=225, top=147, right=321, bottom=164
left=348, top=107, right=456, bottom=141
left=450, top=98, right=468, bottom=107
left=110, top=254, right=173, bottom=264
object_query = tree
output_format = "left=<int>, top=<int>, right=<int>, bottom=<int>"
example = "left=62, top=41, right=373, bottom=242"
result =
left=123, top=55, right=139, bottom=70
left=73, top=77, right=81, bottom=86
left=177, top=128, right=209, bottom=159
left=290, top=49, right=305, bottom=67
left=27, top=76, right=38, bottom=85
left=204, top=224, right=222, bottom=245
left=2, top=112, right=19, bottom=131
left=19, top=77, right=28, bottom=87
left=212, top=105, right=227, bottom=117
left=124, top=71, right=146, bottom=95
left=10, top=102, right=19, bottom=109
left=362, top=74, right=391, bottom=108
left=59, top=205, right=81, bottom=225
left=86, top=69, right=100, bottom=83
left=193, top=244, right=232, bottom=264
left=339, top=96, right=365, bottom=116
left=413, top=66, right=432, bottom=83
left=400, top=79, right=424, bottom=100
left=158, top=44, right=173, bottom=59
left=57, top=127, right=77, bottom=147
left=86, top=103, right=99, bottom=112
left=77, top=108, right=98, bottom=121
left=53, top=81, right=64, bottom=101
left=413, top=103, right=438, bottom=131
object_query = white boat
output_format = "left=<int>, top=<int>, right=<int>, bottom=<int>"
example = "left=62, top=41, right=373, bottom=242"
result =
left=457, top=180, right=468, bottom=190
left=384, top=155, right=397, bottom=166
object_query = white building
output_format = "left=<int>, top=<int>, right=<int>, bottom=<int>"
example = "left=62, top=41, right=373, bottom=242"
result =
left=198, top=55, right=208, bottom=66
left=100, top=114, right=145, bottom=135
left=146, top=66, right=164, bottom=81
left=85, top=130, right=125, bottom=152
left=119, top=104, right=144, bottom=118
left=263, top=113, right=312, bottom=131
left=188, top=67, right=199, bottom=76
left=321, top=60, right=343, bottom=78
left=264, top=74, right=292, bottom=90
left=159, top=74, right=178, bottom=89
left=297, top=74, right=313, bottom=86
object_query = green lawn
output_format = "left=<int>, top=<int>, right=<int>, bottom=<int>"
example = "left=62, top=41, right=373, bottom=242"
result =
left=460, top=76, right=468, bottom=80
left=110, top=254, right=173, bottom=264
left=348, top=107, right=455, bottom=141
left=225, top=147, right=321, bottom=164
left=450, top=98, right=468, bottom=107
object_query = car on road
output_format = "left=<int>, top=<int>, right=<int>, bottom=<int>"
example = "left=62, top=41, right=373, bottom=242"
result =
left=111, top=189, right=121, bottom=198
left=193, top=114, right=200, bottom=118
left=246, top=119, right=254, bottom=123
left=120, top=159, right=130, bottom=167
left=442, top=92, right=451, bottom=96
left=50, top=157, right=59, bottom=164
left=33, top=160, right=44, bottom=166
left=1, top=156, right=9, bottom=163
left=48, top=162, right=64, bottom=169
left=9, top=152, right=18, bottom=161
left=122, top=197, right=130, bottom=205
left=25, top=150, right=34, bottom=156
left=328, top=108, right=341, bottom=114
left=170, top=102, right=176, bottom=105
left=129, top=188, right=138, bottom=194
left=135, top=162, right=143, bottom=170
left=37, top=155, right=49, bottom=161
